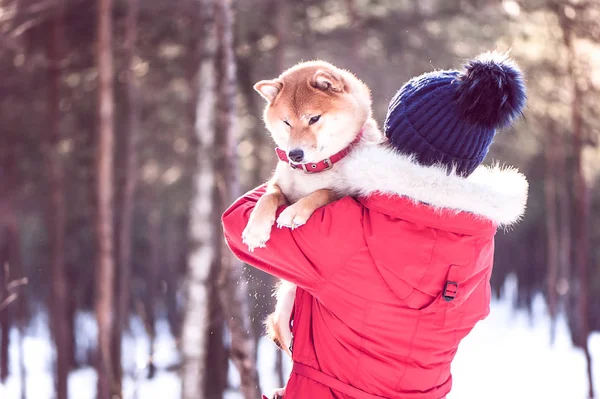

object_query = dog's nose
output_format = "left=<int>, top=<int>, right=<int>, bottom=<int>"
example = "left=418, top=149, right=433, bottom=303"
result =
left=288, top=149, right=304, bottom=163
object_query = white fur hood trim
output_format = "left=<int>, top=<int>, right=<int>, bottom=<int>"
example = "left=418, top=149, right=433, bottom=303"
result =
left=333, top=145, right=529, bottom=227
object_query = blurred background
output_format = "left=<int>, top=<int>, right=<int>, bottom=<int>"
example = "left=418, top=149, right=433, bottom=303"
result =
left=0, top=0, right=599, bottom=398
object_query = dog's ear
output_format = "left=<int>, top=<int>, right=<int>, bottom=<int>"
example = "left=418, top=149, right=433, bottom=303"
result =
left=254, top=79, right=283, bottom=103
left=312, top=70, right=345, bottom=93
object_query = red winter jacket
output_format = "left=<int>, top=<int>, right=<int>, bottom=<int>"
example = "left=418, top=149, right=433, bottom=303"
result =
left=222, top=145, right=528, bottom=399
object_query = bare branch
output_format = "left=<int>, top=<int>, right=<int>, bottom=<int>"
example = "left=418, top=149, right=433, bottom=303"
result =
left=6, top=277, right=27, bottom=292
left=0, top=293, right=17, bottom=312
left=0, top=262, right=28, bottom=313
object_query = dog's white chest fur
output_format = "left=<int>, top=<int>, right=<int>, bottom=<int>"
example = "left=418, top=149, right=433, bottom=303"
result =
left=273, top=159, right=345, bottom=204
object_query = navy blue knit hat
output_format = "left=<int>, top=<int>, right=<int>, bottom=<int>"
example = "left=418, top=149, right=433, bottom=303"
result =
left=384, top=52, right=526, bottom=177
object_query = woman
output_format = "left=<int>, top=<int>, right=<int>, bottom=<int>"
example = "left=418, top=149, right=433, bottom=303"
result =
left=222, top=52, right=528, bottom=399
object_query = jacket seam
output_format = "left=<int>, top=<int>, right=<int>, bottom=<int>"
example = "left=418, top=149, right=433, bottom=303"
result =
left=349, top=300, right=373, bottom=384
left=394, top=311, right=421, bottom=391
left=402, top=230, right=439, bottom=303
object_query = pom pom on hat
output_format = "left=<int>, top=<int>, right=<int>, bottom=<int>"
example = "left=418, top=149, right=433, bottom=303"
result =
left=455, top=51, right=526, bottom=130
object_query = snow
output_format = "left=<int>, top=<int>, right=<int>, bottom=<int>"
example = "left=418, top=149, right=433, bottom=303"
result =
left=448, top=277, right=600, bottom=399
left=1, top=276, right=598, bottom=399
left=0, top=314, right=181, bottom=399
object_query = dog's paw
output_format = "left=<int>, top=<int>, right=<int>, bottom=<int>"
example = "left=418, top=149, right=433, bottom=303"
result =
left=242, top=218, right=274, bottom=252
left=271, top=388, right=286, bottom=399
left=276, top=203, right=311, bottom=229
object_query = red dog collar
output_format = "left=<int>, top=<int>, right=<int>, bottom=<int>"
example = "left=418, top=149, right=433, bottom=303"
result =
left=275, top=128, right=364, bottom=174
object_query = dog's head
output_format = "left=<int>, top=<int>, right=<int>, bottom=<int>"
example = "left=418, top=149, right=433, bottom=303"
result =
left=254, top=61, right=373, bottom=164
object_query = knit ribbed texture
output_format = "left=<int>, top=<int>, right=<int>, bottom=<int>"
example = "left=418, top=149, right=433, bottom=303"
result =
left=384, top=53, right=526, bottom=177
left=385, top=71, right=489, bottom=176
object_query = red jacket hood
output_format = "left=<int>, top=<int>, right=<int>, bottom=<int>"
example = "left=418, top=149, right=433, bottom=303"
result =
left=334, top=144, right=528, bottom=307
left=357, top=194, right=498, bottom=309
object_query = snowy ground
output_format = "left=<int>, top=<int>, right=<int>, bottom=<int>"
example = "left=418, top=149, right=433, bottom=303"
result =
left=0, top=313, right=181, bottom=399
left=1, top=276, right=598, bottom=399
left=448, top=278, right=599, bottom=399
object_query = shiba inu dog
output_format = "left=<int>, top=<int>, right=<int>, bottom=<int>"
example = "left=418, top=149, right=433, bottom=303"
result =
left=243, top=60, right=383, bottom=398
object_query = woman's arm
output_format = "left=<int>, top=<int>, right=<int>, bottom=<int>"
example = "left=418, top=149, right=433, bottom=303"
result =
left=222, top=186, right=364, bottom=295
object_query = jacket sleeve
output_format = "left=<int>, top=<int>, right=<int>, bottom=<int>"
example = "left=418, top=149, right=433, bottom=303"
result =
left=222, top=185, right=364, bottom=295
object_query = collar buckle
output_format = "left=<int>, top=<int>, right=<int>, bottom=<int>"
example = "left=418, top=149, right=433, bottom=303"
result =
left=289, top=161, right=309, bottom=173
left=289, top=159, right=332, bottom=174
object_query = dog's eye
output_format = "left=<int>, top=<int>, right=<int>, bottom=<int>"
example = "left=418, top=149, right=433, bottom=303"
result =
left=309, top=115, right=321, bottom=125
left=283, top=120, right=291, bottom=127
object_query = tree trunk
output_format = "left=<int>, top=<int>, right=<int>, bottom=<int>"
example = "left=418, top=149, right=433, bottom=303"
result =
left=274, top=0, right=288, bottom=72
left=111, top=0, right=140, bottom=393
left=46, top=4, right=69, bottom=398
left=205, top=289, right=228, bottom=398
left=544, top=128, right=559, bottom=345
left=67, top=271, right=77, bottom=369
left=0, top=122, right=25, bottom=385
left=344, top=0, right=361, bottom=54
left=163, top=219, right=180, bottom=339
left=0, top=135, right=26, bottom=386
left=559, top=9, right=595, bottom=398
left=181, top=1, right=217, bottom=398
left=145, top=209, right=160, bottom=380
left=0, top=222, right=26, bottom=392
left=237, top=52, right=268, bottom=188
left=571, top=75, right=594, bottom=399
left=7, top=218, right=26, bottom=399
left=95, top=0, right=116, bottom=396
left=18, top=302, right=26, bottom=399
left=214, top=1, right=261, bottom=398
left=0, top=236, right=9, bottom=383
left=555, top=133, right=571, bottom=306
